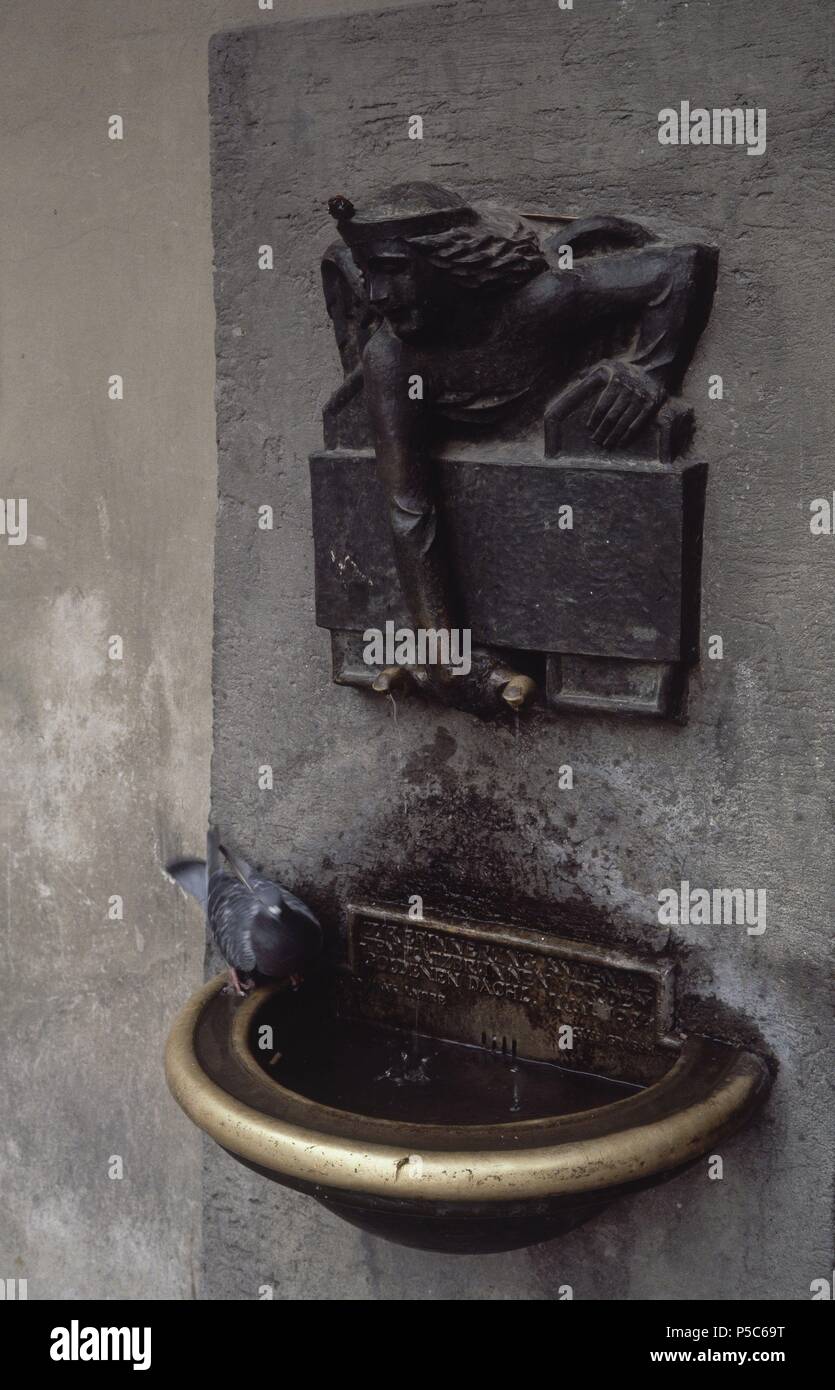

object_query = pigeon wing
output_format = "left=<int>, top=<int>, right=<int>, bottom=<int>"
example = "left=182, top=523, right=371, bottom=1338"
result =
left=250, top=905, right=321, bottom=978
left=276, top=885, right=321, bottom=930
left=249, top=876, right=321, bottom=928
left=250, top=915, right=304, bottom=978
left=207, top=872, right=258, bottom=973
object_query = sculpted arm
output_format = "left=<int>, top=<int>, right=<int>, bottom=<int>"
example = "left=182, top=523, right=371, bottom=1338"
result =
left=558, top=242, right=718, bottom=447
left=362, top=329, right=452, bottom=632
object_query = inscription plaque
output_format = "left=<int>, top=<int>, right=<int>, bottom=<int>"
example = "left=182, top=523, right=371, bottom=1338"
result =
left=340, top=906, right=682, bottom=1086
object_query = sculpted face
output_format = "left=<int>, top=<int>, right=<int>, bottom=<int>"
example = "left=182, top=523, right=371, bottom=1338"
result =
left=357, top=237, right=436, bottom=339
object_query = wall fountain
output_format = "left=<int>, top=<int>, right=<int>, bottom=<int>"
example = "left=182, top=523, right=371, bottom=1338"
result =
left=165, top=59, right=773, bottom=1254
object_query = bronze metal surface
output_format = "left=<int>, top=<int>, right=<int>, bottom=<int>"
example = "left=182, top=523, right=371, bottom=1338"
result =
left=165, top=970, right=769, bottom=1206
left=340, top=905, right=681, bottom=1085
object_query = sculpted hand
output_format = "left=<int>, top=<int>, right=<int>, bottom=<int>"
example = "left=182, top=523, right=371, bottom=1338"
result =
left=583, top=360, right=666, bottom=449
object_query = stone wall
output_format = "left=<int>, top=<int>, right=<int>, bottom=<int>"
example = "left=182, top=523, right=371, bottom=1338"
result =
left=0, top=0, right=429, bottom=1303
left=208, top=0, right=833, bottom=1300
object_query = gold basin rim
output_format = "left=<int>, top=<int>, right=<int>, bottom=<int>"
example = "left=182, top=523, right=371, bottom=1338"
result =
left=164, top=974, right=769, bottom=1204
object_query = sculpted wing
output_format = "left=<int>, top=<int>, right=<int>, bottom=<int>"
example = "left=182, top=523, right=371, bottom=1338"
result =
left=542, top=213, right=658, bottom=265
left=321, top=240, right=377, bottom=375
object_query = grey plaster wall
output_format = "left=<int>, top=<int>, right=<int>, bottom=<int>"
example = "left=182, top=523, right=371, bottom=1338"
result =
left=209, top=0, right=833, bottom=1300
left=1, top=0, right=431, bottom=1303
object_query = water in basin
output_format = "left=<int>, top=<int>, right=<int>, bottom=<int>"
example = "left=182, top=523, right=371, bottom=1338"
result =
left=251, top=991, right=641, bottom=1125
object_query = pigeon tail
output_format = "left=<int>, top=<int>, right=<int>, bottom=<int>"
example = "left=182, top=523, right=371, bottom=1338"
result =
left=166, top=858, right=208, bottom=906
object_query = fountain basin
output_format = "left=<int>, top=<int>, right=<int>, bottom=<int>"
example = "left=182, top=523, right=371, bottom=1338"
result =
left=165, top=916, right=770, bottom=1253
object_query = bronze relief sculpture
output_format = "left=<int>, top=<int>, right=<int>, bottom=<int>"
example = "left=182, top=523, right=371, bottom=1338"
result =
left=312, top=182, right=717, bottom=718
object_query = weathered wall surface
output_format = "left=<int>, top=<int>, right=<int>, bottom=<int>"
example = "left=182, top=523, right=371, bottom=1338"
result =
left=0, top=0, right=453, bottom=1307
left=0, top=0, right=412, bottom=1303
left=0, top=0, right=237, bottom=1301
left=209, top=0, right=833, bottom=1300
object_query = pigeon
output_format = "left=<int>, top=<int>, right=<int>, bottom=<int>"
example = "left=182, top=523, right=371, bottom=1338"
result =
left=166, top=830, right=322, bottom=996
